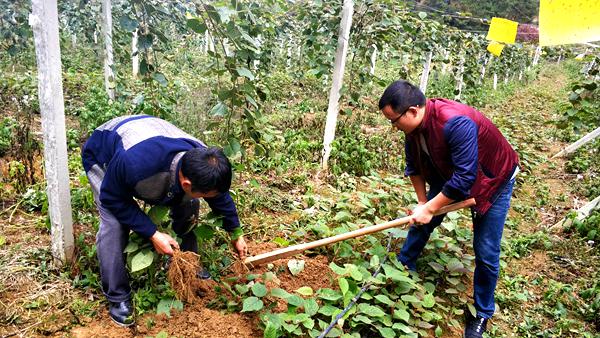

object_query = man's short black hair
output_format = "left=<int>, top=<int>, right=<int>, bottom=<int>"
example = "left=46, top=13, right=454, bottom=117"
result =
left=181, top=147, right=232, bottom=193
left=378, top=80, right=426, bottom=114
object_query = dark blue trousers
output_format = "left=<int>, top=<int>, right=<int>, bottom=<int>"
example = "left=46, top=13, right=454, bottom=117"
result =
left=398, top=178, right=515, bottom=318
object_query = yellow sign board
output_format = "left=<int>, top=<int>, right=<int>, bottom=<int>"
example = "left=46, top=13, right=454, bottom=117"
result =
left=539, top=0, right=600, bottom=46
left=486, top=17, right=518, bottom=44
left=487, top=41, right=505, bottom=56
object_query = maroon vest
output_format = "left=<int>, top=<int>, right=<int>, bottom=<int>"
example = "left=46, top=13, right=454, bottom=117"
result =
left=409, top=98, right=519, bottom=214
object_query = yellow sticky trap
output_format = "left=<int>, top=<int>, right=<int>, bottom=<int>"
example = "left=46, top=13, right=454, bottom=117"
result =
left=486, top=17, right=518, bottom=44
left=487, top=41, right=505, bottom=56
left=539, top=0, right=600, bottom=46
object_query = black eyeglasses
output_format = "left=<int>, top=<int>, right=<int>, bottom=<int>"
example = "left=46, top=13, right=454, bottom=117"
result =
left=389, top=106, right=418, bottom=125
left=390, top=113, right=404, bottom=125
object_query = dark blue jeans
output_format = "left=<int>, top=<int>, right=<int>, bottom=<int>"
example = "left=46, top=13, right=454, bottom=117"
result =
left=398, top=178, right=515, bottom=318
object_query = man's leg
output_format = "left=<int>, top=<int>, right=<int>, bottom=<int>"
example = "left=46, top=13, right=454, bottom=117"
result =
left=170, top=198, right=200, bottom=253
left=398, top=185, right=446, bottom=271
left=472, top=178, right=515, bottom=318
left=87, top=164, right=132, bottom=303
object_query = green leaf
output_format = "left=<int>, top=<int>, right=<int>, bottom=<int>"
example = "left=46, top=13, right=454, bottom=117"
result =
left=369, top=255, right=380, bottom=268
left=318, top=305, right=341, bottom=317
left=334, top=211, right=352, bottom=222
left=209, top=102, right=228, bottom=117
left=148, top=205, right=169, bottom=225
left=194, top=225, right=215, bottom=241
left=467, top=304, right=477, bottom=317
left=295, top=286, right=313, bottom=296
left=329, top=262, right=347, bottom=275
left=358, top=303, right=386, bottom=317
left=400, top=295, right=420, bottom=303
left=123, top=242, right=138, bottom=253
left=119, top=15, right=138, bottom=32
left=138, top=34, right=154, bottom=50
left=236, top=67, right=255, bottom=81
left=131, top=249, right=154, bottom=272
left=435, top=326, right=443, bottom=337
left=156, top=331, right=168, bottom=338
left=271, top=288, right=292, bottom=299
left=252, top=283, right=268, bottom=297
left=344, top=264, right=363, bottom=281
left=304, top=298, right=319, bottom=316
left=338, top=278, right=349, bottom=296
left=186, top=18, right=207, bottom=34
left=393, top=306, right=410, bottom=322
left=392, top=322, right=413, bottom=333
left=418, top=11, right=428, bottom=19
left=288, top=259, right=305, bottom=276
left=377, top=326, right=395, bottom=338
left=382, top=264, right=413, bottom=284
left=156, top=298, right=183, bottom=317
left=318, top=289, right=342, bottom=302
left=447, top=258, right=464, bottom=272
left=353, top=314, right=372, bottom=324
left=235, top=284, right=249, bottom=295
left=242, top=297, right=264, bottom=312
left=152, top=72, right=168, bottom=87
left=374, top=294, right=394, bottom=306
left=422, top=294, right=435, bottom=308
left=263, top=321, right=278, bottom=338
left=287, top=295, right=304, bottom=307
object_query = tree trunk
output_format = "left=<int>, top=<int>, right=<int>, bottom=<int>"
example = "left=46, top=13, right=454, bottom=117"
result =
left=30, top=0, right=74, bottom=266
left=101, top=0, right=115, bottom=100
left=321, top=0, right=354, bottom=170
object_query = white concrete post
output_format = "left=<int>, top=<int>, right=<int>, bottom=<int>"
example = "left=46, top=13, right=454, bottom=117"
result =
left=480, top=55, right=490, bottom=84
left=493, top=73, right=498, bottom=90
left=101, top=0, right=115, bottom=100
left=369, top=44, right=377, bottom=75
left=30, top=0, right=74, bottom=266
left=321, top=0, right=353, bottom=170
left=532, top=46, right=541, bottom=66
left=132, top=28, right=139, bottom=76
left=419, top=51, right=432, bottom=93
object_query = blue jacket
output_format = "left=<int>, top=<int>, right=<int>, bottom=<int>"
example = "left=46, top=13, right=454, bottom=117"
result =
left=82, top=115, right=240, bottom=238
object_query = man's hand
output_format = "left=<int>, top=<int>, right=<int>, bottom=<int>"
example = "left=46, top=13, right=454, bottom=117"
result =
left=232, top=236, right=248, bottom=260
left=150, top=231, right=180, bottom=256
left=409, top=203, right=434, bottom=225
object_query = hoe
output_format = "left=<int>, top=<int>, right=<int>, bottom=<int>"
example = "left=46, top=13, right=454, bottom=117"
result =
left=243, top=198, right=476, bottom=266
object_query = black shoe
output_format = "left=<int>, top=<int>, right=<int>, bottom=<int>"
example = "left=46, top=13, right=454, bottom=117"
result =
left=464, top=313, right=488, bottom=338
left=109, top=300, right=134, bottom=327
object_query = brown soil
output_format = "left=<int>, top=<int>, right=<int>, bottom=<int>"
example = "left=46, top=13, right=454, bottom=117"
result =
left=68, top=240, right=335, bottom=337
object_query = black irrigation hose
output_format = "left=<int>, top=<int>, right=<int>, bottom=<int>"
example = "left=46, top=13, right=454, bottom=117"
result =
left=318, top=234, right=394, bottom=338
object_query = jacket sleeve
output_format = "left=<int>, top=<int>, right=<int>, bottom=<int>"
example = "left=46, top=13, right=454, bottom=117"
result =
left=99, top=155, right=158, bottom=239
left=441, top=116, right=479, bottom=200
left=404, top=136, right=420, bottom=177
left=204, top=192, right=241, bottom=234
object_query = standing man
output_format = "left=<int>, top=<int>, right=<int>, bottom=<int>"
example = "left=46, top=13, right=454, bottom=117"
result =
left=378, top=80, right=518, bottom=338
left=81, top=115, right=248, bottom=327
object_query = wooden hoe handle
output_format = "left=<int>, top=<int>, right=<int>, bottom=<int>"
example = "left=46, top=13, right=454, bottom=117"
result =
left=243, top=198, right=476, bottom=266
